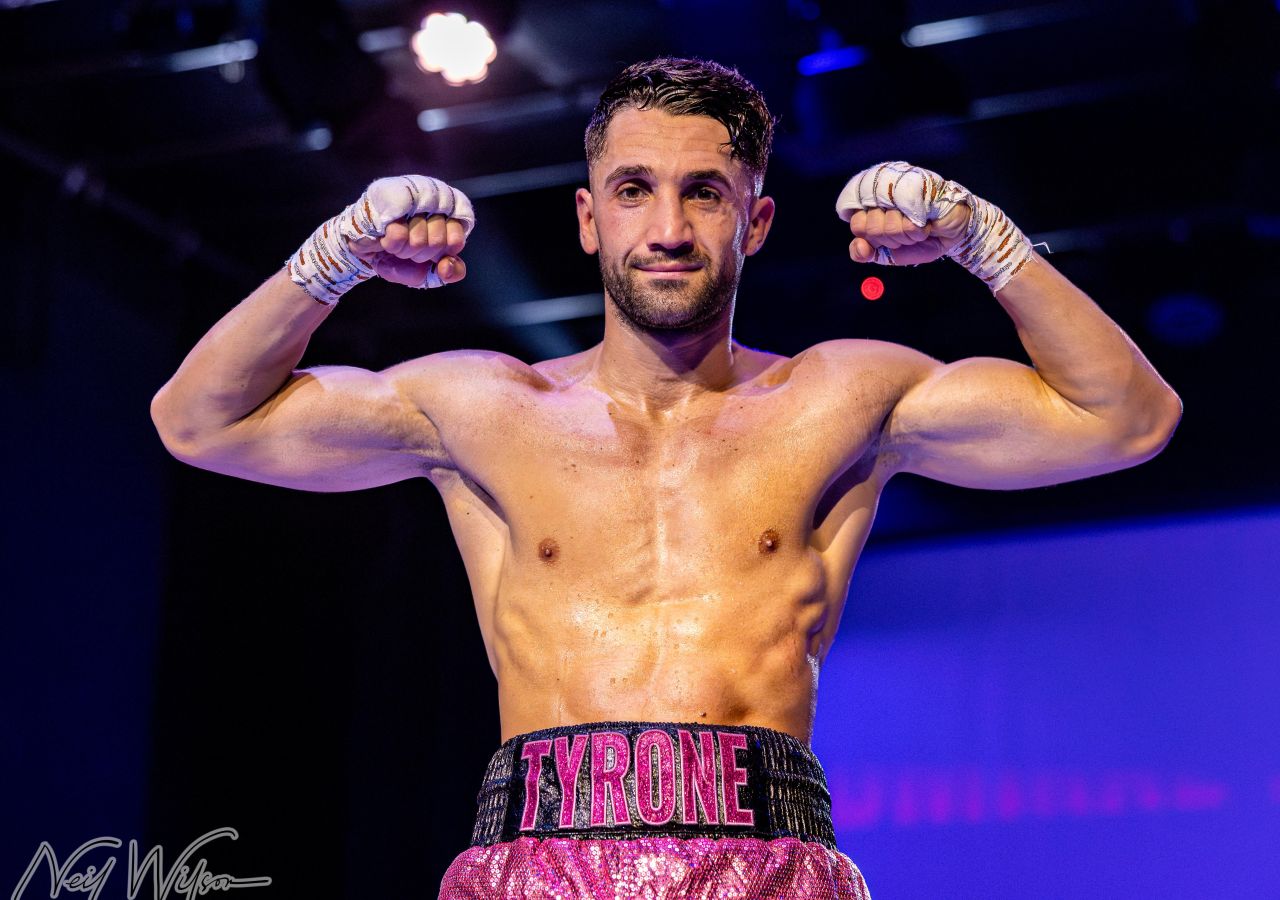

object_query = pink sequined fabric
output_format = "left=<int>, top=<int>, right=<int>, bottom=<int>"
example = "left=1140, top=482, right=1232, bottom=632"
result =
left=439, top=835, right=872, bottom=899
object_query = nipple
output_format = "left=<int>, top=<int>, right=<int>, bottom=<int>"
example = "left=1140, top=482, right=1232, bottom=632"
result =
left=758, top=529, right=780, bottom=554
left=538, top=538, right=560, bottom=563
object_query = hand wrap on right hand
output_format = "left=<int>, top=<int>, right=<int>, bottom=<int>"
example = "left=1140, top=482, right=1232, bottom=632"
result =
left=287, top=175, right=476, bottom=305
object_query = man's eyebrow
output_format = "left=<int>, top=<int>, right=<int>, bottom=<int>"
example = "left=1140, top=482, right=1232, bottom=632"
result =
left=685, top=169, right=734, bottom=188
left=601, top=165, right=736, bottom=189
left=603, top=165, right=652, bottom=185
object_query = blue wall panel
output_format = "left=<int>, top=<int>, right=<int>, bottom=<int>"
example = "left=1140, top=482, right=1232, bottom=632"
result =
left=814, top=508, right=1280, bottom=898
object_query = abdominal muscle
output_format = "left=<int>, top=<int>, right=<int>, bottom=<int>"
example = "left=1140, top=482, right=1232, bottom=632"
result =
left=489, top=547, right=837, bottom=744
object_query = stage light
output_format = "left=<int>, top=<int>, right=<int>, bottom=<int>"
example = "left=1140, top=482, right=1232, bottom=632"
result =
left=301, top=125, right=332, bottom=151
left=902, top=3, right=1085, bottom=48
left=412, top=12, right=497, bottom=86
left=797, top=45, right=868, bottom=77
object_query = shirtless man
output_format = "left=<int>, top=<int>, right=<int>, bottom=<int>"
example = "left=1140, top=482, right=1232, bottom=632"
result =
left=150, top=58, right=1181, bottom=898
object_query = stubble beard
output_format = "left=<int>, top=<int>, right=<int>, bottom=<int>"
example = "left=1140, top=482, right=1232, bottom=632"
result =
left=600, top=250, right=741, bottom=333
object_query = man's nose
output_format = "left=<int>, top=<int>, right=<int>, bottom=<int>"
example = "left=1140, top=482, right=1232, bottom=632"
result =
left=646, top=190, right=694, bottom=252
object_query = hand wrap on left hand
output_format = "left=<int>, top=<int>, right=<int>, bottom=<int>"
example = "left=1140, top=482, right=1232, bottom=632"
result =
left=836, top=161, right=1034, bottom=293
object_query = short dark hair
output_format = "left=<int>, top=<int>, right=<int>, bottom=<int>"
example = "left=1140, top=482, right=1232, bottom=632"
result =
left=585, top=57, right=776, bottom=191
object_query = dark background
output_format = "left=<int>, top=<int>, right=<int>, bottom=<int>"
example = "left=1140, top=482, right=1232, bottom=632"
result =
left=2, top=0, right=1276, bottom=896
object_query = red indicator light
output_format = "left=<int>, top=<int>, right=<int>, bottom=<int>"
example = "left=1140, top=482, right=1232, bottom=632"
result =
left=860, top=276, right=884, bottom=301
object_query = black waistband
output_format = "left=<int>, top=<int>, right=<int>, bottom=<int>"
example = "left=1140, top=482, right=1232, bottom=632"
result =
left=469, top=721, right=837, bottom=850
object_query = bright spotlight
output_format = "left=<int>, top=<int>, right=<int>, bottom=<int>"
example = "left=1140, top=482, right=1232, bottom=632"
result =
left=412, top=12, right=497, bottom=86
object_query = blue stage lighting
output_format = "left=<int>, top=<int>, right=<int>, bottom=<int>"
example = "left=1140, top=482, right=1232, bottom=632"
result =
left=797, top=45, right=868, bottom=77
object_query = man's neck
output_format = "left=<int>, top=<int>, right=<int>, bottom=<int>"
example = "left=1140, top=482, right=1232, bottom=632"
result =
left=589, top=303, right=740, bottom=415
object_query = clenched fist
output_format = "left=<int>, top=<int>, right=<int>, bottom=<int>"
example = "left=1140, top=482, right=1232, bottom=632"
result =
left=836, top=161, right=972, bottom=267
left=288, top=175, right=475, bottom=305
left=835, top=161, right=1034, bottom=292
left=844, top=204, right=970, bottom=267
left=348, top=213, right=469, bottom=288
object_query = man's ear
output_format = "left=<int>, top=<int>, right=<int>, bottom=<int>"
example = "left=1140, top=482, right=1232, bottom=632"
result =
left=576, top=187, right=599, bottom=255
left=743, top=194, right=776, bottom=257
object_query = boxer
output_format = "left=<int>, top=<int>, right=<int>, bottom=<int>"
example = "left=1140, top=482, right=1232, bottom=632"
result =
left=151, top=57, right=1181, bottom=898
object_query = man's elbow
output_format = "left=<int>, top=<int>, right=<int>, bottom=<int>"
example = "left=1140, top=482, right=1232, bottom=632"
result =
left=150, top=384, right=209, bottom=462
left=1118, top=388, right=1183, bottom=464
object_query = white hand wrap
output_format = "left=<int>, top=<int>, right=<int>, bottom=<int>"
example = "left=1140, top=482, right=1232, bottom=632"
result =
left=835, top=161, right=1033, bottom=293
left=287, top=175, right=476, bottom=305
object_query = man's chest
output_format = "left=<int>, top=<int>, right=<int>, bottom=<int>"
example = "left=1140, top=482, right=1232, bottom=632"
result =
left=442, top=381, right=886, bottom=539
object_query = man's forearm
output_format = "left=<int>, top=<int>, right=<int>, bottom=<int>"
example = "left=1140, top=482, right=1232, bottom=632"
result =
left=151, top=268, right=332, bottom=451
left=151, top=175, right=474, bottom=458
left=993, top=252, right=1181, bottom=440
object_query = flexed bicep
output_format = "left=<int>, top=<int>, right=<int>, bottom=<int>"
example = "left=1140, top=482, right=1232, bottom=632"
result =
left=882, top=354, right=1156, bottom=490
left=177, top=361, right=450, bottom=492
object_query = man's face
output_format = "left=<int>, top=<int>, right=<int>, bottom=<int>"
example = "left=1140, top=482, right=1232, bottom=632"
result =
left=576, top=107, right=774, bottom=332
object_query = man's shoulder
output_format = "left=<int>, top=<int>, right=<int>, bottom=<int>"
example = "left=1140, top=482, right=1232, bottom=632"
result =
left=792, top=338, right=940, bottom=386
left=385, top=348, right=552, bottom=391
left=770, top=340, right=942, bottom=433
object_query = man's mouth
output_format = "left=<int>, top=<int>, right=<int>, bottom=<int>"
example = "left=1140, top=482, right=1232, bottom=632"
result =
left=633, top=262, right=704, bottom=274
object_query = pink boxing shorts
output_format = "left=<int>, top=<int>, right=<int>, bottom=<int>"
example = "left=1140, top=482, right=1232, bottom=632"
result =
left=439, top=721, right=872, bottom=899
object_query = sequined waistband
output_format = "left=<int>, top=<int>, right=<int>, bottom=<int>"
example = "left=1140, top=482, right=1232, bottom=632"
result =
left=469, top=721, right=837, bottom=850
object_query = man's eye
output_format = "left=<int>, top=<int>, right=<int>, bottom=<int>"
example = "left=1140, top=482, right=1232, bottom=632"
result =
left=618, top=185, right=646, bottom=200
left=691, top=187, right=721, bottom=202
